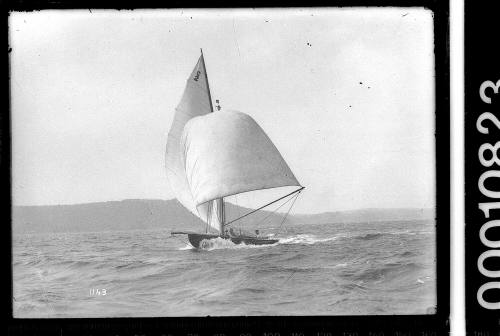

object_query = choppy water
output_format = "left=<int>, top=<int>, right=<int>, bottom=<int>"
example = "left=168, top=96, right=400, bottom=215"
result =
left=13, top=220, right=436, bottom=317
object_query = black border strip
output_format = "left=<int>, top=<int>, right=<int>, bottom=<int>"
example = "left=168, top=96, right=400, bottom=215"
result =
left=464, top=0, right=500, bottom=334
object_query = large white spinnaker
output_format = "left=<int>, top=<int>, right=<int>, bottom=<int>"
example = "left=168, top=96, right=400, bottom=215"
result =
left=165, top=52, right=223, bottom=232
left=181, top=110, right=302, bottom=209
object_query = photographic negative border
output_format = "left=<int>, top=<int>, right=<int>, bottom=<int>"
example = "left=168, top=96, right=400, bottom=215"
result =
left=464, top=0, right=500, bottom=334
left=4, top=0, right=450, bottom=335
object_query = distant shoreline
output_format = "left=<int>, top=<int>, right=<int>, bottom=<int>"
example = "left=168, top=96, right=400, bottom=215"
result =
left=12, top=199, right=435, bottom=235
left=13, top=198, right=435, bottom=215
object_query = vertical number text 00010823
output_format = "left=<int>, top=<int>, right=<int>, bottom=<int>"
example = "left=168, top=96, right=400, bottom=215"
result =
left=476, top=79, right=500, bottom=309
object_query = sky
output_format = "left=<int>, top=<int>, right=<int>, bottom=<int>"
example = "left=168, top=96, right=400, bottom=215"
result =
left=10, top=8, right=435, bottom=213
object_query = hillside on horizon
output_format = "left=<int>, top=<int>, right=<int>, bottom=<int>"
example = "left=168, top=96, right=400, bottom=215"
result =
left=12, top=199, right=435, bottom=234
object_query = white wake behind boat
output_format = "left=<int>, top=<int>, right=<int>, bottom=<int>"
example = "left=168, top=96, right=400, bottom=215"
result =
left=166, top=50, right=304, bottom=248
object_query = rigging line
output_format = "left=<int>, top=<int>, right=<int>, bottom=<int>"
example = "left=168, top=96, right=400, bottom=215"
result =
left=225, top=186, right=304, bottom=227
left=254, top=191, right=299, bottom=228
left=276, top=191, right=301, bottom=236
left=275, top=193, right=299, bottom=237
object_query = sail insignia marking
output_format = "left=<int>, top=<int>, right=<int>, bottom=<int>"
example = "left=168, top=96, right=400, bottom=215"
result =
left=194, top=70, right=201, bottom=82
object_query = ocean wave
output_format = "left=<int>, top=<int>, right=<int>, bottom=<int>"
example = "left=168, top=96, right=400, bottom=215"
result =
left=54, top=260, right=93, bottom=269
left=198, top=237, right=277, bottom=251
left=349, top=262, right=423, bottom=282
left=175, top=229, right=429, bottom=251
left=350, top=230, right=427, bottom=241
left=177, top=234, right=339, bottom=250
left=279, top=252, right=307, bottom=262
left=389, top=230, right=418, bottom=236
left=278, top=234, right=337, bottom=245
left=143, top=257, right=165, bottom=264
left=256, top=265, right=321, bottom=275
left=397, top=251, right=416, bottom=257
left=232, top=287, right=267, bottom=294
left=35, top=268, right=50, bottom=280
left=416, top=275, right=432, bottom=284
left=13, top=222, right=436, bottom=317
left=114, top=260, right=164, bottom=271
left=354, top=233, right=383, bottom=240
left=25, top=256, right=50, bottom=267
left=342, top=282, right=369, bottom=291
left=333, top=263, right=348, bottom=268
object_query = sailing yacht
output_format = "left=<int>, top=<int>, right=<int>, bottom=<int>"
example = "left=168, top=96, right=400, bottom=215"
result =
left=167, top=50, right=303, bottom=248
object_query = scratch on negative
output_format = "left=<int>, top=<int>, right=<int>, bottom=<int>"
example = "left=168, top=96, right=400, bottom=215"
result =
left=232, top=18, right=241, bottom=59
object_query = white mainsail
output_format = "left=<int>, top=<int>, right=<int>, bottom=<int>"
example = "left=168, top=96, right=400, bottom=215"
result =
left=165, top=52, right=223, bottom=232
left=181, top=110, right=301, bottom=206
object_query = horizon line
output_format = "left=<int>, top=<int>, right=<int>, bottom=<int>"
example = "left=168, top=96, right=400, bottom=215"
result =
left=12, top=198, right=436, bottom=215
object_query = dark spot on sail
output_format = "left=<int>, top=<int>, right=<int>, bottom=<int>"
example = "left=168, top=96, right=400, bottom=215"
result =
left=359, top=82, right=363, bottom=85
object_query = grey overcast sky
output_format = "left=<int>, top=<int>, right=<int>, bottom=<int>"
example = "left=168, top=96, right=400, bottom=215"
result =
left=10, top=8, right=435, bottom=213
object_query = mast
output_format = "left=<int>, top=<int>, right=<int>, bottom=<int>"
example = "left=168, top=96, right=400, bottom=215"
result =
left=200, top=48, right=226, bottom=235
